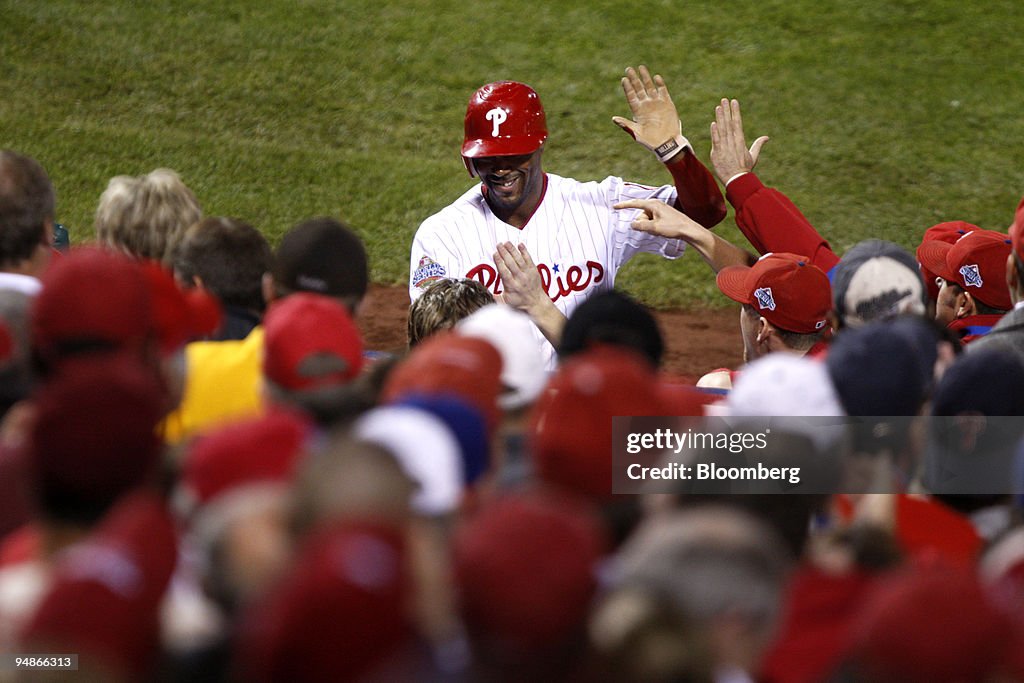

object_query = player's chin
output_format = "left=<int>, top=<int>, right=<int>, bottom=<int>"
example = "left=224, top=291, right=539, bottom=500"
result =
left=485, top=185, right=524, bottom=209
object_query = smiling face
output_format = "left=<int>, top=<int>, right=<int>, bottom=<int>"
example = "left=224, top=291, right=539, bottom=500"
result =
left=472, top=149, right=545, bottom=226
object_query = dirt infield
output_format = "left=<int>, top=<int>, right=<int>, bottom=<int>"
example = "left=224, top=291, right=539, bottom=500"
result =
left=356, top=285, right=744, bottom=382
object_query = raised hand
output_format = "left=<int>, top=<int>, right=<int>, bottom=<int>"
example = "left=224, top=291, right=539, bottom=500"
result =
left=612, top=65, right=689, bottom=162
left=493, top=241, right=566, bottom=345
left=709, top=98, right=770, bottom=185
left=493, top=241, right=544, bottom=311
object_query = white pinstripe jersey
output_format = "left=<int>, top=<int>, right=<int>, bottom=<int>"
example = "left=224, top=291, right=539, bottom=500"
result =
left=409, top=173, right=685, bottom=368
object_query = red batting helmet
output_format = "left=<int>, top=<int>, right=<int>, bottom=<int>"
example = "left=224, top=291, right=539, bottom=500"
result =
left=462, top=81, right=548, bottom=176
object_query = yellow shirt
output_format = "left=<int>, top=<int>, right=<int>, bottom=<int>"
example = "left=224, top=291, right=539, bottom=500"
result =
left=162, top=327, right=264, bottom=444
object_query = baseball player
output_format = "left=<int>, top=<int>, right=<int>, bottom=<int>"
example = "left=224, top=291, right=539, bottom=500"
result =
left=409, top=66, right=726, bottom=368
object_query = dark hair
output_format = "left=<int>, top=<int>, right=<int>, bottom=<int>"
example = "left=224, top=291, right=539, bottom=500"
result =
left=263, top=377, right=374, bottom=429
left=945, top=278, right=1010, bottom=314
left=742, top=304, right=824, bottom=351
left=0, top=150, right=54, bottom=267
left=273, top=217, right=368, bottom=313
left=172, top=217, right=272, bottom=312
left=974, top=298, right=1008, bottom=315
left=560, top=290, right=664, bottom=368
left=774, top=326, right=825, bottom=351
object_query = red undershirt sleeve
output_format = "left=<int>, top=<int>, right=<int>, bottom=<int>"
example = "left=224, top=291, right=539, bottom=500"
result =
left=665, top=150, right=727, bottom=229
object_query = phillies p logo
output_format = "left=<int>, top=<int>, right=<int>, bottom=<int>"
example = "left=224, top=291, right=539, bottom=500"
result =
left=486, top=107, right=507, bottom=137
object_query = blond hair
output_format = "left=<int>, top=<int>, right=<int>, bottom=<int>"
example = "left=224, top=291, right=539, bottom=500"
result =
left=95, top=168, right=202, bottom=263
left=407, top=278, right=494, bottom=347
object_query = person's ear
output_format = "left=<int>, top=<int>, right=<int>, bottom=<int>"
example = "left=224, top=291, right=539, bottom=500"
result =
left=756, top=317, right=772, bottom=345
left=957, top=291, right=977, bottom=318
left=261, top=273, right=276, bottom=306
left=827, top=310, right=842, bottom=332
left=174, top=271, right=204, bottom=290
left=1006, top=253, right=1019, bottom=297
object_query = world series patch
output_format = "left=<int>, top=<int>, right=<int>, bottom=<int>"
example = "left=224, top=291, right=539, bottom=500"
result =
left=959, top=263, right=983, bottom=288
left=754, top=286, right=776, bottom=311
left=413, top=256, right=446, bottom=290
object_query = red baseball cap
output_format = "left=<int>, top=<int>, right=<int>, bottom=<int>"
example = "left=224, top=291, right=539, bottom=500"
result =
left=23, top=491, right=178, bottom=679
left=139, top=261, right=222, bottom=355
left=232, top=521, right=412, bottom=682
left=382, top=332, right=503, bottom=433
left=916, top=221, right=975, bottom=301
left=178, top=409, right=310, bottom=516
left=33, top=248, right=221, bottom=360
left=920, top=220, right=976, bottom=246
left=716, top=253, right=832, bottom=333
left=453, top=491, right=607, bottom=656
left=530, top=345, right=668, bottom=500
left=33, top=247, right=151, bottom=356
left=29, top=354, right=167, bottom=515
left=847, top=567, right=1024, bottom=682
left=262, top=293, right=365, bottom=392
left=917, top=229, right=1013, bottom=310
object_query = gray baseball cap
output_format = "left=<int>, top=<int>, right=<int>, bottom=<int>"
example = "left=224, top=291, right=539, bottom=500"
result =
left=832, top=239, right=927, bottom=328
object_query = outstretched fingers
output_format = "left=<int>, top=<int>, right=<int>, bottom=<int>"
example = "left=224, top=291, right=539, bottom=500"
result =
left=493, top=243, right=517, bottom=283
left=637, top=65, right=657, bottom=96
left=730, top=98, right=742, bottom=125
left=614, top=199, right=661, bottom=233
left=516, top=242, right=536, bottom=269
left=613, top=198, right=657, bottom=216
left=620, top=71, right=641, bottom=109
left=653, top=73, right=672, bottom=101
left=495, top=241, right=533, bottom=276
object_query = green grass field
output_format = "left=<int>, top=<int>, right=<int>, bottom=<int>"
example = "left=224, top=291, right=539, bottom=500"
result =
left=3, top=0, right=1023, bottom=307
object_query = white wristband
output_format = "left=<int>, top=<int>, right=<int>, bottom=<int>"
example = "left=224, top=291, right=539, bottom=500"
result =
left=725, top=171, right=750, bottom=186
left=654, top=134, right=691, bottom=163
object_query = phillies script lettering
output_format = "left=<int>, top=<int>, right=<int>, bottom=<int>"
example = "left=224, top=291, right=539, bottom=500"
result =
left=465, top=261, right=605, bottom=302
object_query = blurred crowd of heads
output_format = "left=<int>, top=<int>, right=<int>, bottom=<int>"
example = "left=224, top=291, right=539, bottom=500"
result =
left=1, top=147, right=1024, bottom=683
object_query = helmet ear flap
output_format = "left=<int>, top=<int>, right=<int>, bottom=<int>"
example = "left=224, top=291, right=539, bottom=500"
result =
left=463, top=156, right=477, bottom=178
